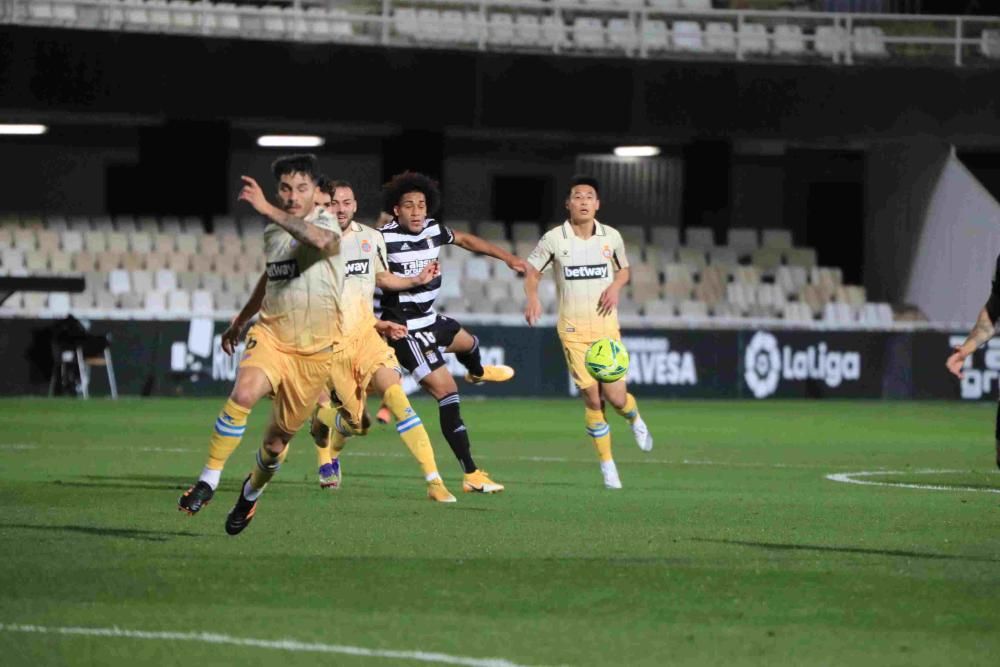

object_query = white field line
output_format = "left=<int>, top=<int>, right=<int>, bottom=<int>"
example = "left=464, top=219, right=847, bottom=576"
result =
left=826, top=469, right=1000, bottom=494
left=0, top=622, right=544, bottom=667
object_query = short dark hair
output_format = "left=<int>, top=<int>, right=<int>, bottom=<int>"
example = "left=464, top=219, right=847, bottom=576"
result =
left=567, top=174, right=601, bottom=199
left=329, top=179, right=354, bottom=195
left=382, top=171, right=440, bottom=215
left=316, top=174, right=332, bottom=195
left=271, top=154, right=320, bottom=184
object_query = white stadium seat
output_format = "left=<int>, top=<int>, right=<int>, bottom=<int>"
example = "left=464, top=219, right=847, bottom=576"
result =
left=815, top=26, right=847, bottom=57
left=608, top=18, right=639, bottom=52
left=773, top=24, right=806, bottom=55
left=572, top=18, right=605, bottom=51
left=514, top=14, right=542, bottom=46
left=685, top=226, right=714, bottom=249
left=489, top=13, right=515, bottom=46
left=726, top=228, right=758, bottom=251
left=541, top=15, right=568, bottom=47
left=739, top=23, right=770, bottom=54
left=705, top=22, right=735, bottom=53
left=672, top=21, right=704, bottom=52
left=642, top=19, right=670, bottom=52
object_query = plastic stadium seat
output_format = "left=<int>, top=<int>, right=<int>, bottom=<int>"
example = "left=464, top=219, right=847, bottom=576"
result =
left=782, top=302, right=813, bottom=323
left=84, top=231, right=107, bottom=253
left=130, top=270, right=153, bottom=294
left=148, top=2, right=171, bottom=29
left=651, top=226, right=679, bottom=249
left=95, top=251, right=122, bottom=272
left=663, top=262, right=694, bottom=286
left=617, top=225, right=644, bottom=247
left=726, top=282, right=756, bottom=312
left=572, top=18, right=605, bottom=50
left=143, top=291, right=166, bottom=313
left=510, top=222, right=539, bottom=242
left=152, top=233, right=174, bottom=253
left=476, top=221, right=506, bottom=241
left=189, top=254, right=212, bottom=274
left=465, top=257, right=492, bottom=281
left=756, top=284, right=786, bottom=314
left=514, top=14, right=542, bottom=46
left=699, top=264, right=728, bottom=287
left=773, top=24, right=806, bottom=55
left=489, top=13, right=515, bottom=45
left=542, top=15, right=568, bottom=47
left=108, top=269, right=131, bottom=295
left=726, top=228, right=758, bottom=252
left=49, top=250, right=72, bottom=274
left=815, top=26, right=847, bottom=57
left=644, top=300, right=676, bottom=319
left=176, top=233, right=198, bottom=254
left=417, top=9, right=442, bottom=42
left=642, top=19, right=670, bottom=52
left=45, top=216, right=68, bottom=231
left=200, top=235, right=220, bottom=256
left=739, top=23, right=769, bottom=54
left=800, top=284, right=827, bottom=316
left=685, top=226, right=714, bottom=248
left=440, top=10, right=465, bottom=43
left=981, top=29, right=1000, bottom=59
left=172, top=1, right=198, bottom=30
left=29, top=2, right=54, bottom=21
left=107, top=232, right=128, bottom=253
left=25, top=250, right=48, bottom=273
left=130, top=232, right=152, bottom=254
left=155, top=269, right=177, bottom=292
left=644, top=246, right=673, bottom=267
left=733, top=266, right=761, bottom=286
left=36, top=230, right=59, bottom=253
left=71, top=251, right=95, bottom=273
left=854, top=27, right=888, bottom=57
left=13, top=228, right=36, bottom=251
left=761, top=228, right=792, bottom=249
left=775, top=266, right=808, bottom=296
left=672, top=21, right=704, bottom=52
left=695, top=281, right=725, bottom=308
left=681, top=0, right=711, bottom=9
left=71, top=292, right=94, bottom=310
left=705, top=22, right=735, bottom=53
left=608, top=18, right=639, bottom=52
left=751, top=247, right=783, bottom=274
left=836, top=284, right=867, bottom=306
left=679, top=299, right=709, bottom=320
left=677, top=247, right=707, bottom=270
left=192, top=290, right=214, bottom=315
left=648, top=0, right=680, bottom=8
left=785, top=247, right=817, bottom=268
left=662, top=281, right=692, bottom=304
left=167, top=290, right=190, bottom=314
left=823, top=301, right=854, bottom=324
left=708, top=247, right=739, bottom=269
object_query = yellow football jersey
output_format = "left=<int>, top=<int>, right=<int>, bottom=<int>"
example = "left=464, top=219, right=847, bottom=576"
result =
left=338, top=221, right=388, bottom=339
left=527, top=220, right=629, bottom=343
left=257, top=209, right=344, bottom=355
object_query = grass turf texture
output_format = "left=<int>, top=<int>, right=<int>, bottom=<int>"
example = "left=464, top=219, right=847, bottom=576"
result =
left=1, top=397, right=999, bottom=666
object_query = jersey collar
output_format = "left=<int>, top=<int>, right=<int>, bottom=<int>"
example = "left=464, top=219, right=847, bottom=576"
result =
left=562, top=219, right=604, bottom=239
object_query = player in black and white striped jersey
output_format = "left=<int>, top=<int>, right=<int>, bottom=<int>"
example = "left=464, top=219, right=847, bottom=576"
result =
left=375, top=172, right=529, bottom=494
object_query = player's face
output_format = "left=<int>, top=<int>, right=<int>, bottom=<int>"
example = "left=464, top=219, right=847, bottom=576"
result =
left=276, top=172, right=317, bottom=217
left=330, top=187, right=358, bottom=231
left=314, top=190, right=333, bottom=214
left=394, top=191, right=428, bottom=233
left=566, top=185, right=600, bottom=224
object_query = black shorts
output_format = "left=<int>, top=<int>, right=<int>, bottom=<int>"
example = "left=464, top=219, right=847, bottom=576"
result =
left=387, top=315, right=462, bottom=382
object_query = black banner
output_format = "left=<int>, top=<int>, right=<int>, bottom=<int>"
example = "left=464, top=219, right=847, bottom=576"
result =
left=0, top=318, right=985, bottom=400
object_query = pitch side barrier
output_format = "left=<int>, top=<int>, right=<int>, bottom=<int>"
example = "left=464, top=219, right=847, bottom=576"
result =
left=1, top=316, right=991, bottom=400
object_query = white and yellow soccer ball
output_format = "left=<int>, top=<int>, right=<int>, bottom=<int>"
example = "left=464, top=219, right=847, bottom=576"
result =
left=584, top=337, right=630, bottom=383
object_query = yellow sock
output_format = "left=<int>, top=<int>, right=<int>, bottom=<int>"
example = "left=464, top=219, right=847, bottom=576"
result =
left=614, top=394, right=640, bottom=424
left=249, top=444, right=283, bottom=491
left=331, top=430, right=347, bottom=460
left=585, top=408, right=613, bottom=462
left=384, top=384, right=439, bottom=479
left=205, top=399, right=251, bottom=471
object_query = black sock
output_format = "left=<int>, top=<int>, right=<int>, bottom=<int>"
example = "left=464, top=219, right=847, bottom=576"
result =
left=438, top=393, right=477, bottom=473
left=455, top=336, right=485, bottom=378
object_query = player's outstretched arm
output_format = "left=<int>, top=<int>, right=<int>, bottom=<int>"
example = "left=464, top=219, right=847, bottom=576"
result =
left=237, top=176, right=341, bottom=256
left=376, top=261, right=440, bottom=291
left=597, top=266, right=630, bottom=317
left=222, top=272, right=267, bottom=356
left=947, top=306, right=997, bottom=379
left=452, top=230, right=529, bottom=274
left=523, top=266, right=543, bottom=326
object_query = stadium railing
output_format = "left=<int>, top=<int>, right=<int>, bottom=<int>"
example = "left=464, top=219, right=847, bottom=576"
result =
left=2, top=0, right=999, bottom=66
left=0, top=213, right=960, bottom=333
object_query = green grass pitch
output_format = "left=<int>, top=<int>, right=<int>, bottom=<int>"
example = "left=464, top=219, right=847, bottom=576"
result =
left=1, top=397, right=999, bottom=666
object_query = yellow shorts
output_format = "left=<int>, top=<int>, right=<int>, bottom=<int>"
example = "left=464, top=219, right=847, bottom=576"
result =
left=326, top=326, right=401, bottom=428
left=561, top=332, right=621, bottom=390
left=239, top=324, right=334, bottom=435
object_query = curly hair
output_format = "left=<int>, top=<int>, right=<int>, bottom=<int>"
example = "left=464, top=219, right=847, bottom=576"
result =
left=382, top=171, right=440, bottom=216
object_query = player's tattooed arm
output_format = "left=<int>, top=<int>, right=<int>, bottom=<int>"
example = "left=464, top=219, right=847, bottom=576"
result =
left=597, top=266, right=630, bottom=317
left=453, top=230, right=529, bottom=274
left=523, top=266, right=543, bottom=326
left=946, top=306, right=997, bottom=379
left=376, top=261, right=440, bottom=291
left=237, top=175, right=341, bottom=255
left=222, top=272, right=267, bottom=356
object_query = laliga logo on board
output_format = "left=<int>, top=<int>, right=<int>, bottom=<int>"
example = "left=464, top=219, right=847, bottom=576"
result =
left=744, top=331, right=862, bottom=399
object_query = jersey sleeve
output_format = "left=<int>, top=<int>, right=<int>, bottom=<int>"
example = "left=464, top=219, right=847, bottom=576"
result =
left=611, top=229, right=629, bottom=270
left=987, top=254, right=1000, bottom=323
left=527, top=234, right=556, bottom=274
left=438, top=223, right=456, bottom=246
left=375, top=233, right=389, bottom=272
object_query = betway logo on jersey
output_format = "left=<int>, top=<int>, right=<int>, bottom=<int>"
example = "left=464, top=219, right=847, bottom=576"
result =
left=950, top=335, right=1000, bottom=399
left=744, top=331, right=861, bottom=398
left=563, top=264, right=608, bottom=280
left=345, top=259, right=370, bottom=276
left=622, top=337, right=697, bottom=386
left=266, top=259, right=299, bottom=281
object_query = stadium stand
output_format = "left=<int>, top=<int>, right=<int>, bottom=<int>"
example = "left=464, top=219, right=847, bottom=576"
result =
left=0, top=215, right=894, bottom=327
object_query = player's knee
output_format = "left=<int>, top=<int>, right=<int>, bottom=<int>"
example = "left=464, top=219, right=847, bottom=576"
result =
left=262, top=439, right=287, bottom=457
left=230, top=386, right=260, bottom=409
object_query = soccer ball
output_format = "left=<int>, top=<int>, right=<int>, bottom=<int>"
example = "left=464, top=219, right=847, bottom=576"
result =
left=585, top=338, right=630, bottom=383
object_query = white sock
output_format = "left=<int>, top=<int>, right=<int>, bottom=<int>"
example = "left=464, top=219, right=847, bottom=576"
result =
left=425, top=471, right=441, bottom=482
left=243, top=478, right=264, bottom=502
left=199, top=467, right=222, bottom=490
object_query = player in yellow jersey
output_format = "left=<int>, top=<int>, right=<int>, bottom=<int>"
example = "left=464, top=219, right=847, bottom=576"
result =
left=177, top=154, right=344, bottom=534
left=226, top=177, right=457, bottom=502
left=522, top=175, right=653, bottom=489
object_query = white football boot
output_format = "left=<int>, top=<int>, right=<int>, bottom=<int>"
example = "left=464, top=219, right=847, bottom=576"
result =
left=600, top=460, right=622, bottom=489
left=631, top=417, right=653, bottom=452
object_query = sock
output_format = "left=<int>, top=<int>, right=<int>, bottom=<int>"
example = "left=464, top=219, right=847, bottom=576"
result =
left=614, top=394, right=640, bottom=424
left=585, top=408, right=613, bottom=462
left=200, top=399, right=251, bottom=489
left=438, top=393, right=477, bottom=474
left=455, top=335, right=485, bottom=378
left=247, top=444, right=284, bottom=500
left=331, top=431, right=347, bottom=460
left=384, top=384, right=439, bottom=478
left=314, top=404, right=333, bottom=468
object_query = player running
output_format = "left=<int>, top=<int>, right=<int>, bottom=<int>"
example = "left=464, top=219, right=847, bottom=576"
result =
left=177, top=154, right=344, bottom=534
left=945, top=251, right=1000, bottom=469
left=375, top=171, right=529, bottom=493
left=522, top=175, right=653, bottom=489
